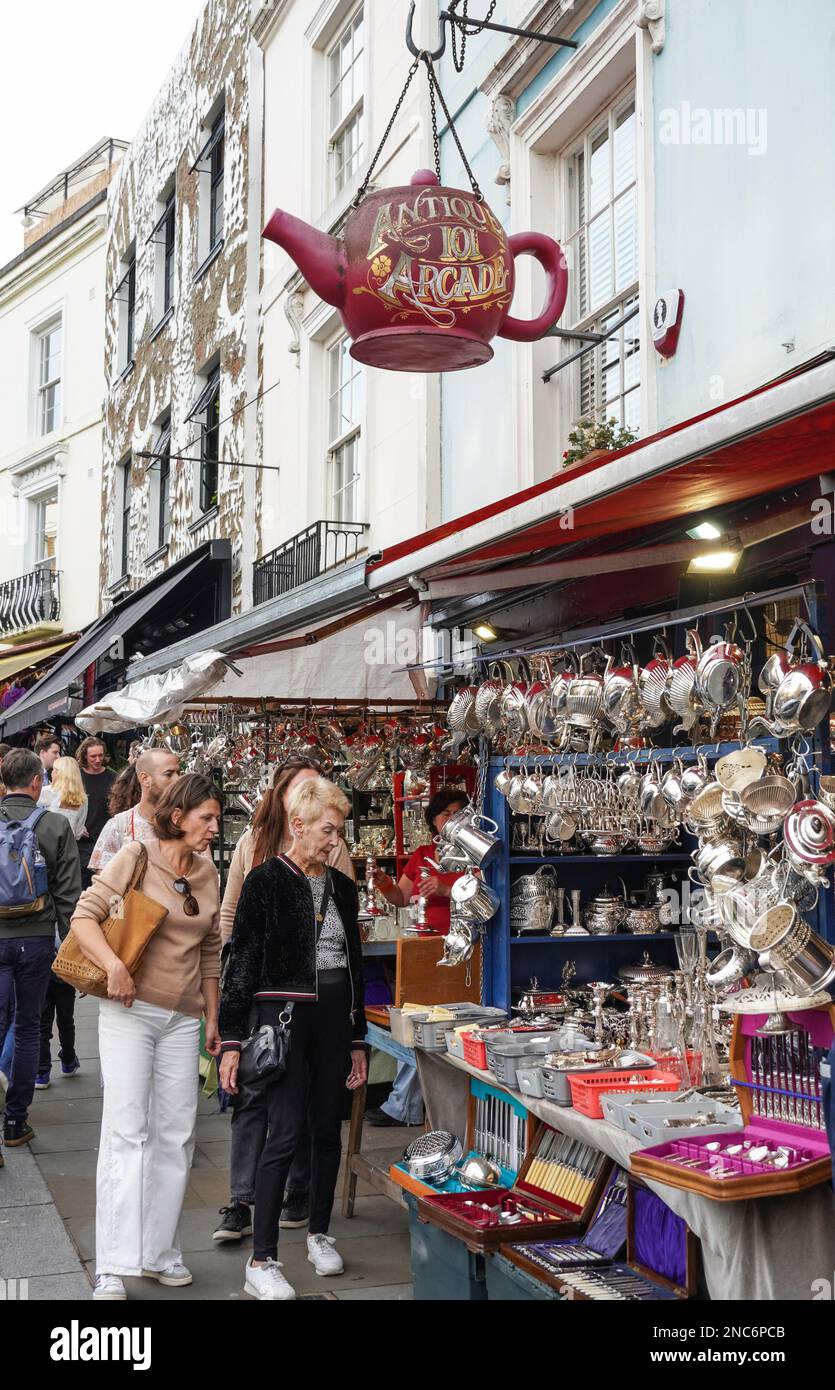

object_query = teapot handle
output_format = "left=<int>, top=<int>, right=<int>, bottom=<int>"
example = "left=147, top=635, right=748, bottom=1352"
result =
left=499, top=232, right=569, bottom=343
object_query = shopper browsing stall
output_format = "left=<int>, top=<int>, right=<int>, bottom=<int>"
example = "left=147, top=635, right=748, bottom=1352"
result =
left=69, top=774, right=223, bottom=1302
left=75, top=739, right=115, bottom=888
left=219, top=776, right=367, bottom=1302
left=214, top=755, right=354, bottom=1244
left=89, top=750, right=181, bottom=871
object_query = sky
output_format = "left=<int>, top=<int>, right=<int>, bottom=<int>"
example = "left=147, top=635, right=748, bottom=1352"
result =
left=0, top=0, right=207, bottom=267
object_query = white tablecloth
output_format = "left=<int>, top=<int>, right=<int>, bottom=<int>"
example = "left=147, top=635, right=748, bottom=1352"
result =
left=415, top=1049, right=835, bottom=1301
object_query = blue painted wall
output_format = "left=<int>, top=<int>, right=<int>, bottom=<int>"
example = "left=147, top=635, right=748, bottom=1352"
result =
left=651, top=0, right=835, bottom=428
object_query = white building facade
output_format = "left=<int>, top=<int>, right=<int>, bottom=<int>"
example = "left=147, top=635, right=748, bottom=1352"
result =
left=252, top=0, right=443, bottom=607
left=0, top=140, right=126, bottom=645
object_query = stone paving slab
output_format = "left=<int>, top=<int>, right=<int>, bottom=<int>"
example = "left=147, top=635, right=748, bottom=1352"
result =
left=30, top=1121, right=102, bottom=1153
left=0, top=1147, right=53, bottom=1208
left=0, top=1199, right=88, bottom=1279
left=22, top=1272, right=92, bottom=1301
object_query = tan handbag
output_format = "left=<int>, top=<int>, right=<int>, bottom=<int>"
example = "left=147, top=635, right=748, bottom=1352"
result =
left=53, top=844, right=168, bottom=999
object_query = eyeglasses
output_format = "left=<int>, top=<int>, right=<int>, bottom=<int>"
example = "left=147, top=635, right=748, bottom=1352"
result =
left=280, top=756, right=323, bottom=774
left=173, top=876, right=200, bottom=917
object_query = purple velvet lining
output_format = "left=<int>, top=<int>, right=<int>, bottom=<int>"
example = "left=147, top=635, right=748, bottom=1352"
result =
left=632, top=1186, right=687, bottom=1288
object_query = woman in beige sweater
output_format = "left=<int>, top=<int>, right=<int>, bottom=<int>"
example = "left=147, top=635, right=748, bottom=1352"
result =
left=214, top=756, right=355, bottom=1243
left=69, top=774, right=222, bottom=1302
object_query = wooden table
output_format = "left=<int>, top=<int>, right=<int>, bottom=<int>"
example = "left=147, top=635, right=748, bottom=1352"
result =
left=342, top=1021, right=418, bottom=1217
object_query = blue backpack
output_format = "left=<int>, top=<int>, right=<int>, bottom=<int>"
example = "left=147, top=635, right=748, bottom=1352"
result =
left=0, top=805, right=50, bottom=918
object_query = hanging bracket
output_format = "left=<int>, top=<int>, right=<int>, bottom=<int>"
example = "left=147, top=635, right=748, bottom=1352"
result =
left=405, top=2, right=579, bottom=62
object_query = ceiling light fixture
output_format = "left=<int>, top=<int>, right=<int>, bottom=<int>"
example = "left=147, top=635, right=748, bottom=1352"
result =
left=473, top=622, right=499, bottom=643
left=686, top=520, right=723, bottom=541
left=687, top=550, right=742, bottom=575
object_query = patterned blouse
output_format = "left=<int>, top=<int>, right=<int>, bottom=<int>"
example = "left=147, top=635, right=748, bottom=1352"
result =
left=310, top=873, right=348, bottom=971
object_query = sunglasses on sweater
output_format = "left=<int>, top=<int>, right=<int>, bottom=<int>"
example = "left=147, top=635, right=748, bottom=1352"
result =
left=173, top=877, right=200, bottom=917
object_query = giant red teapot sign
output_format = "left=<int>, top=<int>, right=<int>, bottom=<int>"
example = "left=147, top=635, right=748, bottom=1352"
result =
left=264, top=170, right=568, bottom=372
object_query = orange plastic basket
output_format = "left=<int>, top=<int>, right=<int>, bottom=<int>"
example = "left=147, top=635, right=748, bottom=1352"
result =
left=461, top=1030, right=490, bottom=1069
left=568, top=1069, right=681, bottom=1119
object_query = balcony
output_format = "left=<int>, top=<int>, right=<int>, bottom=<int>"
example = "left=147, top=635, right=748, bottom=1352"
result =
left=253, top=520, right=368, bottom=606
left=0, top=567, right=61, bottom=639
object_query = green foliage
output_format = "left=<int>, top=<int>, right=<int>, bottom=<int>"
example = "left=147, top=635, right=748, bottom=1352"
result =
left=562, top=417, right=638, bottom=467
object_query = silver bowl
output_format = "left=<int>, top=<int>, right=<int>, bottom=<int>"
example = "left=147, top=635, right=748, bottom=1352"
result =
left=452, top=1154, right=504, bottom=1188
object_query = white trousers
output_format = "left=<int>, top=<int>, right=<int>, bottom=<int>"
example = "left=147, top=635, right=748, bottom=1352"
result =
left=96, top=997, right=200, bottom=1277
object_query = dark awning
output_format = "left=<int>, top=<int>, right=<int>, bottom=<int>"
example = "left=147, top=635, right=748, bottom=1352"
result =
left=0, top=543, right=228, bottom=738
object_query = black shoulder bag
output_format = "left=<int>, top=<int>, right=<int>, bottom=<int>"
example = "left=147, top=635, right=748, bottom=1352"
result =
left=237, top=866, right=333, bottom=1089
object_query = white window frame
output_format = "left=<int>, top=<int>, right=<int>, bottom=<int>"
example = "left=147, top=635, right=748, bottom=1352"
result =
left=194, top=96, right=225, bottom=272
left=326, top=333, right=362, bottom=524
left=36, top=318, right=62, bottom=436
left=560, top=88, right=641, bottom=435
left=327, top=5, right=365, bottom=200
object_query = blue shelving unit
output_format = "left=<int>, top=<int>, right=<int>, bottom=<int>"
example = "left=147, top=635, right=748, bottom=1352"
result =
left=482, top=731, right=833, bottom=1011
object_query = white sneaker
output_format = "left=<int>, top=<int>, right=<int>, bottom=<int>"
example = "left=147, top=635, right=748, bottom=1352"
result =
left=244, top=1257, right=296, bottom=1301
left=141, top=1262, right=192, bottom=1287
left=94, top=1274, right=127, bottom=1301
left=307, top=1233, right=344, bottom=1276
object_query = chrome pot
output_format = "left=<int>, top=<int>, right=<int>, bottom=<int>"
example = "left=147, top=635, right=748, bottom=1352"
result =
left=706, top=945, right=759, bottom=992
left=624, top=903, right=663, bottom=936
left=751, top=902, right=835, bottom=994
left=451, top=871, right=500, bottom=924
left=638, top=634, right=674, bottom=728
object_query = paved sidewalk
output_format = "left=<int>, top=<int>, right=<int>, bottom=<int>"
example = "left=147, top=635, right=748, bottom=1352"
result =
left=10, top=996, right=416, bottom=1301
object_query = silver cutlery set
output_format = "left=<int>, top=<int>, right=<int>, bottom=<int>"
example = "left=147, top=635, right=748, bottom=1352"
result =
left=474, top=1094, right=527, bottom=1172
left=749, top=1033, right=824, bottom=1127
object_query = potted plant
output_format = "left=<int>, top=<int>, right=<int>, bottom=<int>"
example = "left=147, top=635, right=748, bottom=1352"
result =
left=561, top=417, right=638, bottom=470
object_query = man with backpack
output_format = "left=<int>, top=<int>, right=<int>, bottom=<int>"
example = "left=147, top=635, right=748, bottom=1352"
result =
left=0, top=749, right=81, bottom=1149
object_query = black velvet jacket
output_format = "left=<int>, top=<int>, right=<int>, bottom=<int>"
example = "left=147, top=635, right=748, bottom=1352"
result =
left=218, top=855, right=367, bottom=1051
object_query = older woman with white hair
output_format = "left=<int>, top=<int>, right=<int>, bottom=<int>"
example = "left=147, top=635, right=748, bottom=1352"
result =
left=218, top=775, right=368, bottom=1301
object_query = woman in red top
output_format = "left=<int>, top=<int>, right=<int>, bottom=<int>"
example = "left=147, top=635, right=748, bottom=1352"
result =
left=372, top=789, right=466, bottom=936
left=366, top=789, right=466, bottom=1129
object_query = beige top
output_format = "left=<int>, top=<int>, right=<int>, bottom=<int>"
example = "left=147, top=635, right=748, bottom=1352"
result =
left=220, top=829, right=355, bottom=944
left=72, top=839, right=221, bottom=1019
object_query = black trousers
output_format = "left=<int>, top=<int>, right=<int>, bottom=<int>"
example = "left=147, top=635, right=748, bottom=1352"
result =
left=229, top=1088, right=311, bottom=1205
left=38, top=975, right=77, bottom=1073
left=252, top=976, right=353, bottom=1260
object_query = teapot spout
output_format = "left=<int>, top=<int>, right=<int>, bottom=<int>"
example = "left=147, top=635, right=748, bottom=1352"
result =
left=263, top=208, right=347, bottom=309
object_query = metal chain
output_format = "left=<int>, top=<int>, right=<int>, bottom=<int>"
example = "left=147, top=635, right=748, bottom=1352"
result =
left=424, top=55, right=484, bottom=201
left=352, top=50, right=484, bottom=209
left=449, top=0, right=499, bottom=74
left=351, top=54, right=422, bottom=208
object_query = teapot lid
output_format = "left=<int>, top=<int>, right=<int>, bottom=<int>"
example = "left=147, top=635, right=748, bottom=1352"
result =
left=410, top=169, right=441, bottom=188
left=785, top=799, right=835, bottom=862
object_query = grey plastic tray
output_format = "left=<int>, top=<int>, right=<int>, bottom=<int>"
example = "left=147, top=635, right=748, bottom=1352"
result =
left=627, top=1100, right=743, bottom=1143
left=542, top=1062, right=610, bottom=1106
left=516, top=1061, right=547, bottom=1098
left=412, top=1007, right=507, bottom=1050
left=600, top=1090, right=687, bottom=1130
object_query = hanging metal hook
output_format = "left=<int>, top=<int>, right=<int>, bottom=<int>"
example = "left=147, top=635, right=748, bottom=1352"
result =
left=406, top=1, right=447, bottom=60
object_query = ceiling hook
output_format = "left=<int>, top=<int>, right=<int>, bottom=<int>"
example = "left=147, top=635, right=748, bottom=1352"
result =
left=406, top=0, right=447, bottom=60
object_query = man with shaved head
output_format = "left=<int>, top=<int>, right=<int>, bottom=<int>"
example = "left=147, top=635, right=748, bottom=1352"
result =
left=89, top=750, right=181, bottom=872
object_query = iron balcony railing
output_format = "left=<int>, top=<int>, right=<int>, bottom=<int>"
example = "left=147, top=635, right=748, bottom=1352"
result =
left=0, top=566, right=61, bottom=637
left=253, top=520, right=368, bottom=606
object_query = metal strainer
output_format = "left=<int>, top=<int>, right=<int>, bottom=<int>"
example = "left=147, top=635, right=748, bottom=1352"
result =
left=403, top=1131, right=463, bottom=1183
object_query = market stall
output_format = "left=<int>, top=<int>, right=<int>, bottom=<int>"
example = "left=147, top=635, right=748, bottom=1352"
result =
left=382, top=542, right=835, bottom=1300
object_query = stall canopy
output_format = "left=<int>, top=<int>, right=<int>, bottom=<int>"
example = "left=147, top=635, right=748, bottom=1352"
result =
left=0, top=634, right=78, bottom=684
left=366, top=354, right=835, bottom=596
left=0, top=546, right=224, bottom=738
